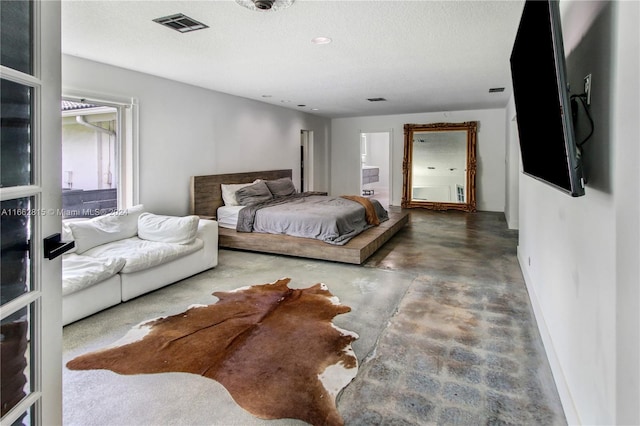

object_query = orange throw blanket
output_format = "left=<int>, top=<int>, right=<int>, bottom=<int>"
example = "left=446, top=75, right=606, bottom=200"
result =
left=341, top=195, right=380, bottom=226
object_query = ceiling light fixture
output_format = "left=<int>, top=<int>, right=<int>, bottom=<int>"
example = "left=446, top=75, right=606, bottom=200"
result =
left=235, top=0, right=294, bottom=12
left=311, top=36, right=332, bottom=45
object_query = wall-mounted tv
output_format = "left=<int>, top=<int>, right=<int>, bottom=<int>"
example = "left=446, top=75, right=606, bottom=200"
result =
left=510, top=0, right=585, bottom=197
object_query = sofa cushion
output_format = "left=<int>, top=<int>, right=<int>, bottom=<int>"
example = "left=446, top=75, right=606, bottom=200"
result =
left=83, top=237, right=204, bottom=273
left=67, top=205, right=145, bottom=254
left=62, top=220, right=81, bottom=254
left=62, top=254, right=125, bottom=296
left=137, top=213, right=199, bottom=245
left=62, top=217, right=98, bottom=254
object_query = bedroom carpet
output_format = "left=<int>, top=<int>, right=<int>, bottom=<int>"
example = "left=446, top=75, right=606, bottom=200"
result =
left=62, top=209, right=566, bottom=426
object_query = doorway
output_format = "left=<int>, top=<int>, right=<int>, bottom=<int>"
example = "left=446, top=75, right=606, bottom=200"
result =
left=300, top=130, right=314, bottom=192
left=360, top=131, right=391, bottom=206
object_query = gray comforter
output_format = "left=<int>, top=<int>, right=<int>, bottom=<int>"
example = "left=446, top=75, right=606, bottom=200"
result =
left=236, top=192, right=389, bottom=245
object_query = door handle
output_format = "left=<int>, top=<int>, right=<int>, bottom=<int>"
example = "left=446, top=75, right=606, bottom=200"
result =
left=44, top=233, right=75, bottom=260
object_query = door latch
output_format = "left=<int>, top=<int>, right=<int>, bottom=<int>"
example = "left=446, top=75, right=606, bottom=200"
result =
left=44, top=233, right=75, bottom=260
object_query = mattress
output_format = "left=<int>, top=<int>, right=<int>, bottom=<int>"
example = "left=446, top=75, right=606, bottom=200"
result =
left=217, top=205, right=245, bottom=229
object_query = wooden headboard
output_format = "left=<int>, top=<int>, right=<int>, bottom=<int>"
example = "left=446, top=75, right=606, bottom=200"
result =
left=190, top=169, right=292, bottom=218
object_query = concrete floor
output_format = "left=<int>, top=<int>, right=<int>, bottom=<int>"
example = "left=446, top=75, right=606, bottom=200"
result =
left=62, top=209, right=566, bottom=425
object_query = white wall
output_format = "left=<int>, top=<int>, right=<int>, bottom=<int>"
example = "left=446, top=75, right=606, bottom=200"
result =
left=62, top=124, right=100, bottom=189
left=62, top=119, right=117, bottom=190
left=331, top=109, right=506, bottom=211
left=62, top=55, right=331, bottom=216
left=516, top=1, right=639, bottom=424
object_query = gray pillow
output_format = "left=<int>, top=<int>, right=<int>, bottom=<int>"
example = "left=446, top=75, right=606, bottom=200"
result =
left=235, top=181, right=273, bottom=206
left=265, top=177, right=296, bottom=197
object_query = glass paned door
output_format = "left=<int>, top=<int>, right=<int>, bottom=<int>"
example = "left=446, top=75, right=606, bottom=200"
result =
left=1, top=1, right=62, bottom=425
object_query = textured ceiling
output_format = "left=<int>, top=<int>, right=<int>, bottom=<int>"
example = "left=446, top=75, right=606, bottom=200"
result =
left=61, top=0, right=525, bottom=118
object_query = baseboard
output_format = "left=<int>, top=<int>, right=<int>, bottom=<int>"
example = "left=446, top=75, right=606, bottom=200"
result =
left=517, top=246, right=580, bottom=425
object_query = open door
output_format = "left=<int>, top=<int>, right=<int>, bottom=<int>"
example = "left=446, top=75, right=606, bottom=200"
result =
left=300, top=130, right=314, bottom=192
left=1, top=1, right=63, bottom=424
left=360, top=131, right=391, bottom=206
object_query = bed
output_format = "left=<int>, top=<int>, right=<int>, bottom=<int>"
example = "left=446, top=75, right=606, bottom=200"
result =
left=190, top=169, right=408, bottom=264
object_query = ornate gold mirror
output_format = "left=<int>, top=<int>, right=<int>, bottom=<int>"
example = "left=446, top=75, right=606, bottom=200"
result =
left=402, top=121, right=477, bottom=212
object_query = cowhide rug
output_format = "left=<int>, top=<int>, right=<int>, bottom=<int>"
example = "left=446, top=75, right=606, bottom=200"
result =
left=66, top=278, right=359, bottom=426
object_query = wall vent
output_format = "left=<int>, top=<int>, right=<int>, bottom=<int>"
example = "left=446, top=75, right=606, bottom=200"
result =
left=367, top=97, right=387, bottom=102
left=153, top=13, right=209, bottom=33
left=489, top=87, right=505, bottom=93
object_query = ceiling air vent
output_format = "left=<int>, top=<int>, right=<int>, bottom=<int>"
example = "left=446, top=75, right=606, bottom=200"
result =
left=153, top=14, right=209, bottom=33
left=367, top=97, right=387, bottom=102
left=489, top=87, right=505, bottom=93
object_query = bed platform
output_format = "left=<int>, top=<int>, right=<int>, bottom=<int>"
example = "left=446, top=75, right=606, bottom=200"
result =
left=190, top=169, right=408, bottom=264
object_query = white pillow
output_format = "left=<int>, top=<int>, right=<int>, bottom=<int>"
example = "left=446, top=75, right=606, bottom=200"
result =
left=137, top=213, right=199, bottom=244
left=220, top=180, right=260, bottom=206
left=61, top=218, right=90, bottom=254
left=67, top=205, right=145, bottom=254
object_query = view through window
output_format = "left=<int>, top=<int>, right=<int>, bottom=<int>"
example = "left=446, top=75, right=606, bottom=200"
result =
left=61, top=100, right=118, bottom=218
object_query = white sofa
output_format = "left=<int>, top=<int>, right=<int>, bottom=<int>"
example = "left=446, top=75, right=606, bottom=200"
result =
left=62, top=206, right=218, bottom=325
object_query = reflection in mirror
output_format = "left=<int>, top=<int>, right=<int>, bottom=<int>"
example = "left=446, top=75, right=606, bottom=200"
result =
left=412, top=130, right=467, bottom=203
left=402, top=122, right=477, bottom=212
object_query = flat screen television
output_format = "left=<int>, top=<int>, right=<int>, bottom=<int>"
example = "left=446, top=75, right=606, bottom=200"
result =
left=510, top=0, right=585, bottom=197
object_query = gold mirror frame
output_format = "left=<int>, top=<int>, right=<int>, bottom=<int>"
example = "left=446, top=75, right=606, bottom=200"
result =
left=402, top=121, right=477, bottom=212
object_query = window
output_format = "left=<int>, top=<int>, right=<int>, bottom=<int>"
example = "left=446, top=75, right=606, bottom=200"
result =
left=61, top=96, right=138, bottom=217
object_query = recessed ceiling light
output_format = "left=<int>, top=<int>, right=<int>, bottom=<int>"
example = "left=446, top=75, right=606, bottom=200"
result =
left=311, top=108, right=319, bottom=111
left=489, top=87, right=505, bottom=93
left=311, top=37, right=332, bottom=45
left=367, top=97, right=387, bottom=102
left=297, top=104, right=306, bottom=107
left=281, top=100, right=291, bottom=103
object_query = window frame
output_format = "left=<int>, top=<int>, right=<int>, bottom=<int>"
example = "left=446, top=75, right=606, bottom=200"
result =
left=61, top=92, right=139, bottom=210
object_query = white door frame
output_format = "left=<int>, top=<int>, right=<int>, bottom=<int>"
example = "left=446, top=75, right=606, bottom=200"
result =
left=359, top=129, right=393, bottom=205
left=62, top=92, right=139, bottom=209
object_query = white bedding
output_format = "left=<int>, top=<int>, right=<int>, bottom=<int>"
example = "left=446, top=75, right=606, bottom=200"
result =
left=83, top=236, right=204, bottom=273
left=62, top=254, right=125, bottom=296
left=217, top=205, right=245, bottom=229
